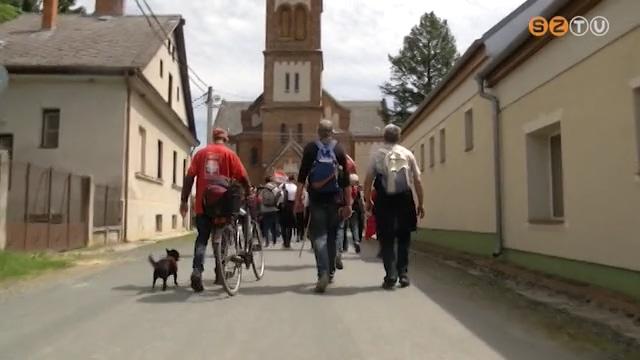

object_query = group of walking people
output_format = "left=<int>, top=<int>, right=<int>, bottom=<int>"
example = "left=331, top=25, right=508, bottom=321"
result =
left=180, top=120, right=424, bottom=293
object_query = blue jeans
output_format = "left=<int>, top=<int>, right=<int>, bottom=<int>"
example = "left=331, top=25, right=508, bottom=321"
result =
left=193, top=214, right=214, bottom=273
left=338, top=215, right=361, bottom=252
left=308, top=202, right=339, bottom=278
left=260, top=212, right=278, bottom=245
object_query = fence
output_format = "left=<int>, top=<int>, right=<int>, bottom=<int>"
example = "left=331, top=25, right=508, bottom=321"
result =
left=4, top=161, right=91, bottom=252
left=92, top=184, right=123, bottom=245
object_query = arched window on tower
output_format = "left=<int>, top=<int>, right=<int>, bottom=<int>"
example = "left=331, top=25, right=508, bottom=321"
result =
left=294, top=5, right=307, bottom=40
left=250, top=147, right=259, bottom=166
left=278, top=5, right=292, bottom=38
left=280, top=123, right=288, bottom=144
left=297, top=123, right=303, bottom=143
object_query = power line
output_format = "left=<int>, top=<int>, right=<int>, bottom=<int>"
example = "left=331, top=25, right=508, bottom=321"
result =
left=134, top=0, right=208, bottom=93
left=141, top=0, right=210, bottom=91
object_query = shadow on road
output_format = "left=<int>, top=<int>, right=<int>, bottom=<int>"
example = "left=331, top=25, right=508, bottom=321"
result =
left=112, top=283, right=228, bottom=303
left=265, top=264, right=316, bottom=272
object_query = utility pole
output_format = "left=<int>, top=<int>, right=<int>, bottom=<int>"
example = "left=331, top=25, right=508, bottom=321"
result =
left=206, top=86, right=214, bottom=144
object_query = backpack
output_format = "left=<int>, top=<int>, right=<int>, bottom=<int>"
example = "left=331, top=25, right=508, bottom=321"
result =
left=259, top=182, right=282, bottom=208
left=378, top=145, right=411, bottom=195
left=309, top=140, right=340, bottom=193
left=202, top=176, right=241, bottom=217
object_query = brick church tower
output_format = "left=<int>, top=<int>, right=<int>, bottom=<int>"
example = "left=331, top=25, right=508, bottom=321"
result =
left=216, top=0, right=385, bottom=185
left=260, top=0, right=324, bottom=174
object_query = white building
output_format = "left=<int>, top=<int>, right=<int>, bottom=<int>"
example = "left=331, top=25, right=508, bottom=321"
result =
left=0, top=0, right=198, bottom=244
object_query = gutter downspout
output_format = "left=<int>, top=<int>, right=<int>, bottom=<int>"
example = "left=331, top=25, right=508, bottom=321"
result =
left=123, top=71, right=133, bottom=241
left=476, top=76, right=503, bottom=257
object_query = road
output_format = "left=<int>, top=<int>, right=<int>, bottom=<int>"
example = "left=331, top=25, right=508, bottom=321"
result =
left=0, top=236, right=633, bottom=359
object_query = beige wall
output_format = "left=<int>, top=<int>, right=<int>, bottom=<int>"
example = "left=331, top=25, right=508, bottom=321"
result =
left=354, top=141, right=381, bottom=182
left=273, top=61, right=312, bottom=102
left=401, top=77, right=496, bottom=234
left=142, top=31, right=189, bottom=126
left=0, top=75, right=126, bottom=186
left=495, top=1, right=640, bottom=271
left=126, top=91, right=192, bottom=241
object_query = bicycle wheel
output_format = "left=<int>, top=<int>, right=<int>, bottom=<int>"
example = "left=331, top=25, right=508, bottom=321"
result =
left=249, top=220, right=265, bottom=280
left=214, top=224, right=242, bottom=296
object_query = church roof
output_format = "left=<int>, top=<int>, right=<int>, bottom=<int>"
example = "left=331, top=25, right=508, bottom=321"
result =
left=213, top=100, right=253, bottom=136
left=214, top=98, right=385, bottom=137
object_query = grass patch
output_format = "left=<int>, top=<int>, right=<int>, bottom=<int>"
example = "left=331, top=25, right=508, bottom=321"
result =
left=0, top=3, right=20, bottom=23
left=0, top=251, right=72, bottom=281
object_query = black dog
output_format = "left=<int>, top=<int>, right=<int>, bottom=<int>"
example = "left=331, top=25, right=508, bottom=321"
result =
left=148, top=249, right=180, bottom=291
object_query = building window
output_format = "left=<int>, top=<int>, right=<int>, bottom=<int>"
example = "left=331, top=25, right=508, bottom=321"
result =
left=526, top=122, right=564, bottom=222
left=172, top=215, right=178, bottom=230
left=550, top=134, right=564, bottom=218
left=168, top=74, right=173, bottom=106
left=160, top=60, right=163, bottom=78
left=172, top=151, right=178, bottom=185
left=420, top=143, right=425, bottom=173
left=294, top=73, right=300, bottom=93
left=0, top=134, right=13, bottom=160
left=139, top=127, right=146, bottom=174
left=183, top=159, right=187, bottom=181
left=294, top=5, right=307, bottom=40
left=41, top=109, right=60, bottom=149
left=250, top=147, right=259, bottom=166
left=285, top=72, right=290, bottom=93
left=429, top=136, right=435, bottom=168
left=177, top=87, right=180, bottom=102
left=156, top=214, right=163, bottom=232
left=157, top=140, right=163, bottom=179
left=465, top=109, right=474, bottom=151
left=280, top=123, right=287, bottom=144
left=297, top=123, right=303, bottom=143
left=439, top=128, right=446, bottom=163
left=278, top=5, right=292, bottom=38
left=634, top=88, right=640, bottom=173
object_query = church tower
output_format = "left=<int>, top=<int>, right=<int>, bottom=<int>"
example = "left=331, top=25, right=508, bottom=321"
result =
left=260, top=0, right=324, bottom=174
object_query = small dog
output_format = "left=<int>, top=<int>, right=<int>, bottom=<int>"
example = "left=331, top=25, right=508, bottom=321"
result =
left=148, top=248, right=180, bottom=291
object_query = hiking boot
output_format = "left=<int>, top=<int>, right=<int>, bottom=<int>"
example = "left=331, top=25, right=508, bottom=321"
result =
left=382, top=279, right=396, bottom=290
left=354, top=243, right=361, bottom=254
left=190, top=271, right=204, bottom=293
left=336, top=256, right=344, bottom=270
left=399, top=275, right=410, bottom=288
left=315, top=274, right=330, bottom=293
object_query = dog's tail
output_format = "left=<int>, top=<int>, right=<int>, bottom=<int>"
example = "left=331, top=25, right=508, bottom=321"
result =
left=148, top=254, right=157, bottom=267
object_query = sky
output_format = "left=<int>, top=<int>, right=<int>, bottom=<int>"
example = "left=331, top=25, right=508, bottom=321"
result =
left=78, top=0, right=526, bottom=143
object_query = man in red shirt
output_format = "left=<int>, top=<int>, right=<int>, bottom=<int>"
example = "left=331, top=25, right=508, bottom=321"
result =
left=180, top=128, right=250, bottom=292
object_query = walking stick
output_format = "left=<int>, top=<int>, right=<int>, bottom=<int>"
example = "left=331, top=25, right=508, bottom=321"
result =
left=298, top=219, right=310, bottom=258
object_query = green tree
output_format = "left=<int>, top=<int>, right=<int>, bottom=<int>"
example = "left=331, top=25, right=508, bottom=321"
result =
left=381, top=12, right=459, bottom=125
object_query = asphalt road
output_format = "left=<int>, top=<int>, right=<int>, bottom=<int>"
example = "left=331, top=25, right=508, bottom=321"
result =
left=0, top=236, right=632, bottom=360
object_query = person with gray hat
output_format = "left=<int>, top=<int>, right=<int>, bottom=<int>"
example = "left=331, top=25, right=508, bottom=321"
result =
left=364, top=124, right=424, bottom=290
left=294, top=119, right=353, bottom=293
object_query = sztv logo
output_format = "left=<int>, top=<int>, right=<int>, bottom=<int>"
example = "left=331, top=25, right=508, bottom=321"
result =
left=529, top=16, right=610, bottom=37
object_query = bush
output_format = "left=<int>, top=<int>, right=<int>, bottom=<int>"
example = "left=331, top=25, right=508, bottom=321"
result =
left=0, top=3, right=20, bottom=24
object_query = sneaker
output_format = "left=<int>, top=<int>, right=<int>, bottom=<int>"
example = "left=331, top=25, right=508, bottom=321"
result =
left=336, top=256, right=344, bottom=270
left=399, top=275, right=410, bottom=288
left=382, top=279, right=396, bottom=290
left=315, top=274, right=330, bottom=293
left=354, top=243, right=361, bottom=254
left=190, top=271, right=204, bottom=293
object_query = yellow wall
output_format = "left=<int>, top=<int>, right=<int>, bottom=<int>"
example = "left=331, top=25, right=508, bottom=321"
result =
left=402, top=78, right=496, bottom=234
left=126, top=91, right=192, bottom=241
left=495, top=0, right=640, bottom=272
left=354, top=141, right=382, bottom=182
left=0, top=75, right=126, bottom=186
left=142, top=31, right=189, bottom=126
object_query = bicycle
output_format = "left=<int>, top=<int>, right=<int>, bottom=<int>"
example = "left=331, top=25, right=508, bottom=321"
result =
left=211, top=207, right=265, bottom=296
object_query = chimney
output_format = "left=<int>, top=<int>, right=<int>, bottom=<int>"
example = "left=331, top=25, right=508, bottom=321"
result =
left=95, top=0, right=125, bottom=17
left=42, top=0, right=59, bottom=30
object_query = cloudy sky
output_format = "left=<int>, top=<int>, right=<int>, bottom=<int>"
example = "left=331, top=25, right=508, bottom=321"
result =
left=78, top=0, right=525, bottom=142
